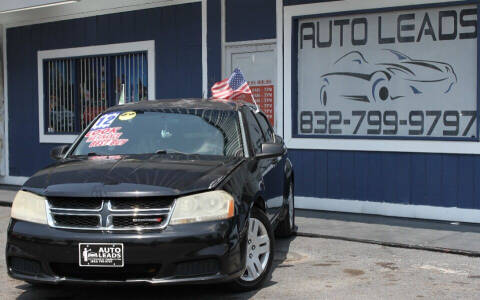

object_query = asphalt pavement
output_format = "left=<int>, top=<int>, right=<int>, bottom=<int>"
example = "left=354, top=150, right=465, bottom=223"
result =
left=0, top=205, right=479, bottom=299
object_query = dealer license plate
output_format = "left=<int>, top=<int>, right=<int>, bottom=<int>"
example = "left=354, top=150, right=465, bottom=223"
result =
left=79, top=243, right=124, bottom=267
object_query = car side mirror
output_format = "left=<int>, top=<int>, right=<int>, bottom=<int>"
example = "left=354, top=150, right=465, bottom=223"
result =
left=256, top=143, right=285, bottom=159
left=50, top=145, right=70, bottom=160
left=274, top=134, right=284, bottom=144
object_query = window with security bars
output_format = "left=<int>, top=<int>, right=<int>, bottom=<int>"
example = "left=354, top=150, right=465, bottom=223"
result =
left=45, top=52, right=148, bottom=134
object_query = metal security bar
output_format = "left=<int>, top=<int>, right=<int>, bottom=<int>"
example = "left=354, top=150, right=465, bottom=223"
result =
left=45, top=51, right=148, bottom=133
left=79, top=56, right=108, bottom=130
left=114, top=52, right=148, bottom=104
left=47, top=59, right=75, bottom=133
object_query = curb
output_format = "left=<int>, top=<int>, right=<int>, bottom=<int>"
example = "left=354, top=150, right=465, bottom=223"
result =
left=296, top=231, right=480, bottom=258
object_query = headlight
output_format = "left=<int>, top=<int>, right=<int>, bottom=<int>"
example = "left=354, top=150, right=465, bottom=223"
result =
left=11, top=190, right=48, bottom=225
left=170, top=190, right=234, bottom=225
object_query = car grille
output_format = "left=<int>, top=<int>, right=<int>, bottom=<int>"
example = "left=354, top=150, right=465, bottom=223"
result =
left=48, top=197, right=102, bottom=210
left=53, top=214, right=100, bottom=228
left=10, top=257, right=42, bottom=276
left=46, top=197, right=174, bottom=231
left=174, top=259, right=219, bottom=277
left=112, top=215, right=165, bottom=228
left=110, top=198, right=173, bottom=210
left=50, top=263, right=162, bottom=280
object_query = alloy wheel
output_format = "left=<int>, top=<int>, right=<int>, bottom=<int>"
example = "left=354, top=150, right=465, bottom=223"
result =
left=241, top=217, right=271, bottom=282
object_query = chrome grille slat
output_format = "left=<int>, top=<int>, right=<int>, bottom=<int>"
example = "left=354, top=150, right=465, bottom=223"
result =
left=46, top=198, right=174, bottom=231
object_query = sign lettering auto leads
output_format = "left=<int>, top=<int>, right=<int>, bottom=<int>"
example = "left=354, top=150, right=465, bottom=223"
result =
left=296, top=4, right=478, bottom=140
left=300, top=8, right=477, bottom=49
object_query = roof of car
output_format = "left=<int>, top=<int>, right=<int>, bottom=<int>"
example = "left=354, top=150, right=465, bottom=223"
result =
left=105, top=98, right=256, bottom=113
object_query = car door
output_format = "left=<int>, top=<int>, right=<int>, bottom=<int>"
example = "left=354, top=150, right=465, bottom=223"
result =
left=254, top=111, right=286, bottom=219
left=243, top=108, right=284, bottom=221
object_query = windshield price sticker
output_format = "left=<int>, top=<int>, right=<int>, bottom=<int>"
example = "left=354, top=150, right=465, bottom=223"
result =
left=119, top=111, right=136, bottom=121
left=92, top=112, right=120, bottom=130
left=86, top=127, right=128, bottom=148
left=296, top=4, right=478, bottom=140
left=79, top=243, right=124, bottom=267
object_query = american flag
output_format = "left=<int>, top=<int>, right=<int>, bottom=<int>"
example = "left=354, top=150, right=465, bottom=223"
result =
left=211, top=68, right=253, bottom=100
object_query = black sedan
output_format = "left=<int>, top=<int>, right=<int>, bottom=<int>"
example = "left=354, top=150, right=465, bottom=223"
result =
left=6, top=98, right=295, bottom=291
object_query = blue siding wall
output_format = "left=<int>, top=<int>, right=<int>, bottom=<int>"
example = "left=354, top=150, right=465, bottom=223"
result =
left=225, top=0, right=276, bottom=42
left=207, top=0, right=222, bottom=96
left=7, top=3, right=202, bottom=177
left=289, top=149, right=480, bottom=209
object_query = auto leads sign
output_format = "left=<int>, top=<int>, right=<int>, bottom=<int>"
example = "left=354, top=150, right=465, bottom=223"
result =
left=296, top=5, right=478, bottom=140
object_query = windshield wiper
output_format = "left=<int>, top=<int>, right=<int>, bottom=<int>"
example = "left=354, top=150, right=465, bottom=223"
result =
left=69, top=152, right=99, bottom=157
left=154, top=149, right=189, bottom=155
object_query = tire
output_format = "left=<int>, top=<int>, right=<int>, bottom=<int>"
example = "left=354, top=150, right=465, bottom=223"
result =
left=228, top=208, right=274, bottom=292
left=275, top=181, right=295, bottom=238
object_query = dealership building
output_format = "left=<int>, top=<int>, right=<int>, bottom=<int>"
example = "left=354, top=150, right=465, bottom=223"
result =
left=1, top=0, right=479, bottom=223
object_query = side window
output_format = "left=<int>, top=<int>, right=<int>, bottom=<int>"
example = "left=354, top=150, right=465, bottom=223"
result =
left=245, top=110, right=264, bottom=154
left=255, top=113, right=274, bottom=142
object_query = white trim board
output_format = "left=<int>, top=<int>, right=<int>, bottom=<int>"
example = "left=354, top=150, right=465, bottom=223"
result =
left=220, top=0, right=226, bottom=79
left=276, top=0, right=283, bottom=138
left=37, top=40, right=156, bottom=144
left=296, top=196, right=480, bottom=224
left=283, top=0, right=480, bottom=155
left=2, top=25, right=8, bottom=176
left=201, top=0, right=207, bottom=98
left=224, top=39, right=277, bottom=47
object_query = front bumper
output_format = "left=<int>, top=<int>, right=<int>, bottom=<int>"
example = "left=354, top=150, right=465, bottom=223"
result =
left=6, top=218, right=247, bottom=285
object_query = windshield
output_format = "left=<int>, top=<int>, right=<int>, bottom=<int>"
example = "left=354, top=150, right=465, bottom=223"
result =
left=71, top=109, right=244, bottom=157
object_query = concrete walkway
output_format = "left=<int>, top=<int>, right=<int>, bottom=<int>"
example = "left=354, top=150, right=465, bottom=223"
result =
left=1, top=186, right=479, bottom=255
left=0, top=185, right=18, bottom=206
left=296, top=209, right=480, bottom=256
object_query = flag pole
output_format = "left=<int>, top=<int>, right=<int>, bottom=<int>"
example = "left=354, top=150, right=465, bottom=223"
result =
left=250, top=93, right=260, bottom=113
left=118, top=83, right=126, bottom=105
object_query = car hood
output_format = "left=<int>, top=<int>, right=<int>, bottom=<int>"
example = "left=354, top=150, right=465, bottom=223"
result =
left=23, top=154, right=245, bottom=198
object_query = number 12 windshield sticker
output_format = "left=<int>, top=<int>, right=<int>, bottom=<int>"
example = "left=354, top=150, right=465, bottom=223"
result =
left=92, top=112, right=120, bottom=130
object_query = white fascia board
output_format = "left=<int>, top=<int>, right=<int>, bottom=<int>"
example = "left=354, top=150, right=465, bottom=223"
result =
left=0, top=0, right=79, bottom=14
left=1, top=0, right=201, bottom=28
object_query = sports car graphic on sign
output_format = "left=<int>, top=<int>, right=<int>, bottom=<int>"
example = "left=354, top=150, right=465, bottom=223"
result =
left=319, top=49, right=458, bottom=106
